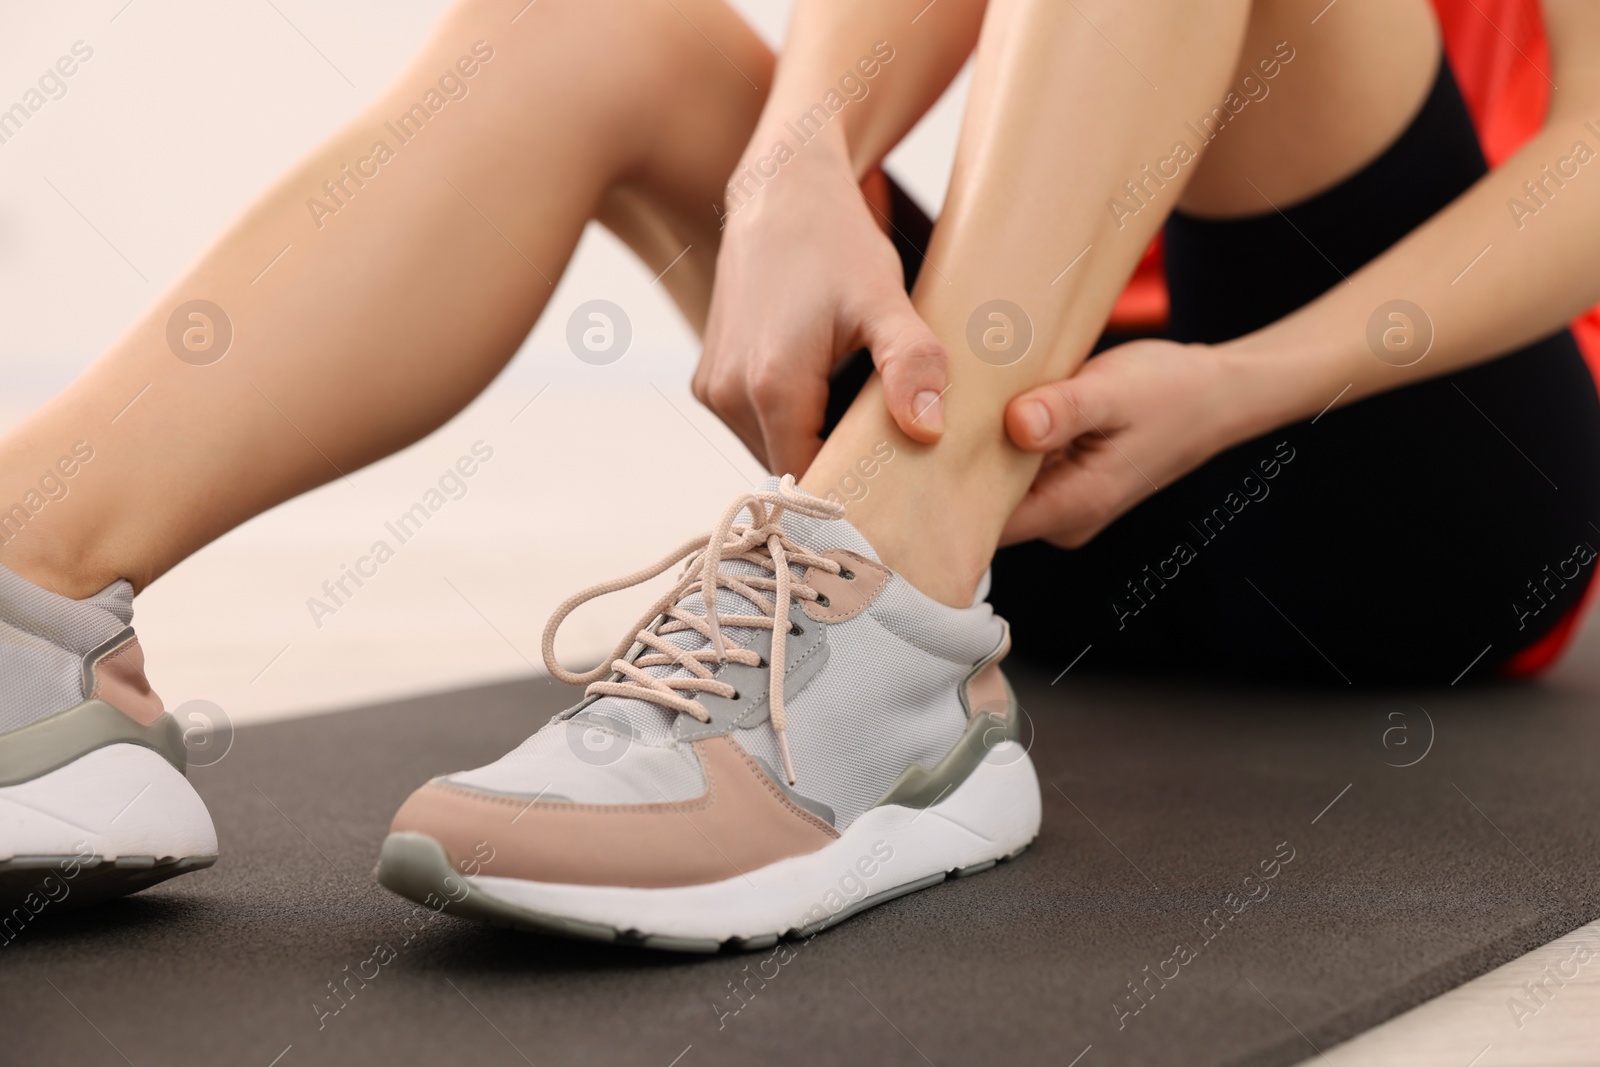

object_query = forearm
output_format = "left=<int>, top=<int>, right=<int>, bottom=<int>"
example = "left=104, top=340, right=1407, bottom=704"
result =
left=1223, top=104, right=1600, bottom=440
left=738, top=0, right=985, bottom=179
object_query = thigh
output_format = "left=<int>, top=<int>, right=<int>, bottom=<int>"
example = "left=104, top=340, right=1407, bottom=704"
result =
left=1179, top=0, right=1439, bottom=218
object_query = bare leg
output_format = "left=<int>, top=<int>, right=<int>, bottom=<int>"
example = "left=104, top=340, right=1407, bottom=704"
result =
left=802, top=0, right=1434, bottom=607
left=0, top=0, right=772, bottom=597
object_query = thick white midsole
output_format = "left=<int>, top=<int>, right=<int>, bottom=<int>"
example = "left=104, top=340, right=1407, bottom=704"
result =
left=468, top=741, right=1042, bottom=941
left=0, top=743, right=218, bottom=862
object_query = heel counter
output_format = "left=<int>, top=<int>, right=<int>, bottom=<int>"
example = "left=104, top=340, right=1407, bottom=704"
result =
left=960, top=618, right=1014, bottom=722
left=83, top=629, right=165, bottom=726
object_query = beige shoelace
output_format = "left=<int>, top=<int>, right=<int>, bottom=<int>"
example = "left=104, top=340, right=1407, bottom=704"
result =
left=542, top=475, right=848, bottom=784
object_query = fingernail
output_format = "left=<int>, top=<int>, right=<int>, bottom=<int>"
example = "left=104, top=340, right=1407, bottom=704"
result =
left=1021, top=399, right=1051, bottom=443
left=912, top=390, right=944, bottom=433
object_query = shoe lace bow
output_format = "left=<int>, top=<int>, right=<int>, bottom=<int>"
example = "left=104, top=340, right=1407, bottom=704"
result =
left=542, top=475, right=846, bottom=784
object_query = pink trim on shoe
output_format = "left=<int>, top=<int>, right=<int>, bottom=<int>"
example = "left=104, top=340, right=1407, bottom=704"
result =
left=801, top=550, right=890, bottom=624
left=389, top=736, right=839, bottom=889
left=90, top=637, right=166, bottom=726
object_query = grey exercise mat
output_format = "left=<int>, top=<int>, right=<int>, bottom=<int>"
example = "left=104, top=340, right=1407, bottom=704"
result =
left=5, top=650, right=1599, bottom=1067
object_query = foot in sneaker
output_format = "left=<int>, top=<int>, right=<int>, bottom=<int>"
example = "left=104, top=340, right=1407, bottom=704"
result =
left=0, top=564, right=217, bottom=913
left=377, top=476, right=1039, bottom=950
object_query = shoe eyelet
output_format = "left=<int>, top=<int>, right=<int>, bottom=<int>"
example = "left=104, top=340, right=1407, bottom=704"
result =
left=728, top=690, right=741, bottom=700
left=815, top=594, right=831, bottom=608
left=839, top=568, right=856, bottom=581
left=790, top=623, right=803, bottom=636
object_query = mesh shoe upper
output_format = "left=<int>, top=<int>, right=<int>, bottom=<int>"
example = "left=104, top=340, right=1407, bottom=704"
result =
left=448, top=717, right=707, bottom=804
left=0, top=564, right=135, bottom=734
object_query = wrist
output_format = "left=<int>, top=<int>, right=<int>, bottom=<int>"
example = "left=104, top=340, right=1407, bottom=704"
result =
left=739, top=28, right=892, bottom=183
left=1210, top=329, right=1349, bottom=444
left=738, top=109, right=852, bottom=176
left=1198, top=342, right=1273, bottom=451
left=722, top=119, right=854, bottom=230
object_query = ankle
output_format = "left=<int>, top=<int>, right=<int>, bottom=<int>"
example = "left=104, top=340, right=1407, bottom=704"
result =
left=804, top=454, right=998, bottom=607
left=856, top=515, right=991, bottom=607
left=801, top=389, right=1039, bottom=606
left=0, top=540, right=133, bottom=601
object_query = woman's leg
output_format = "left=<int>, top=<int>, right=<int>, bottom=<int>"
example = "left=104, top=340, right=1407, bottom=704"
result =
left=0, top=0, right=771, bottom=598
left=802, top=0, right=1434, bottom=609
left=377, top=0, right=1264, bottom=935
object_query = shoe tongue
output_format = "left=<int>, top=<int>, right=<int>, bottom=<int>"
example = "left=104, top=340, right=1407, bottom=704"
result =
left=586, top=478, right=879, bottom=742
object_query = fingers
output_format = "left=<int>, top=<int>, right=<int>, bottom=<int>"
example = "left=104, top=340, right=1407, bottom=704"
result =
left=1004, top=375, right=1113, bottom=454
left=692, top=358, right=770, bottom=470
left=694, top=328, right=833, bottom=476
left=756, top=372, right=828, bottom=478
left=1000, top=477, right=1069, bottom=548
left=859, top=291, right=949, bottom=444
left=999, top=466, right=1101, bottom=550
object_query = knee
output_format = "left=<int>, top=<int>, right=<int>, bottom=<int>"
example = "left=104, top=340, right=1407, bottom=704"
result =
left=435, top=0, right=701, bottom=120
left=440, top=0, right=683, bottom=69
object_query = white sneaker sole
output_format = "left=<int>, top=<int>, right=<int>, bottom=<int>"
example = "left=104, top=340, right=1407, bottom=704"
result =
left=0, top=743, right=219, bottom=911
left=378, top=741, right=1041, bottom=951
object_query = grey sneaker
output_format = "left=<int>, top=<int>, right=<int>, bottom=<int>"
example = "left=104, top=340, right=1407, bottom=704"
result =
left=378, top=476, right=1040, bottom=950
left=0, top=565, right=217, bottom=914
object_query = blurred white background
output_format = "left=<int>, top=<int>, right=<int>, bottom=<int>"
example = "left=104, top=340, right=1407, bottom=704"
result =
left=0, top=0, right=971, bottom=723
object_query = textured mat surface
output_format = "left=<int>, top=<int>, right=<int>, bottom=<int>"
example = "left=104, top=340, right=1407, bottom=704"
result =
left=4, top=660, right=1600, bottom=1067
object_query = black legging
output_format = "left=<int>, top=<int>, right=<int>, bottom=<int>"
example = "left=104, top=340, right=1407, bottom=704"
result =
left=827, top=54, right=1600, bottom=686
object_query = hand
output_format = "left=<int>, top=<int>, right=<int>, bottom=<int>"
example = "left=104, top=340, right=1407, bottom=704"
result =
left=1000, top=339, right=1246, bottom=548
left=696, top=153, right=947, bottom=476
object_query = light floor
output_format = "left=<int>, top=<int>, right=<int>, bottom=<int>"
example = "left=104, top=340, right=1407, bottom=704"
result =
left=1297, top=919, right=1600, bottom=1066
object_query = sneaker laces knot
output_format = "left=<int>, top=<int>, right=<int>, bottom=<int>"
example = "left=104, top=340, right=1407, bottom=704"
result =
left=542, top=475, right=846, bottom=784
